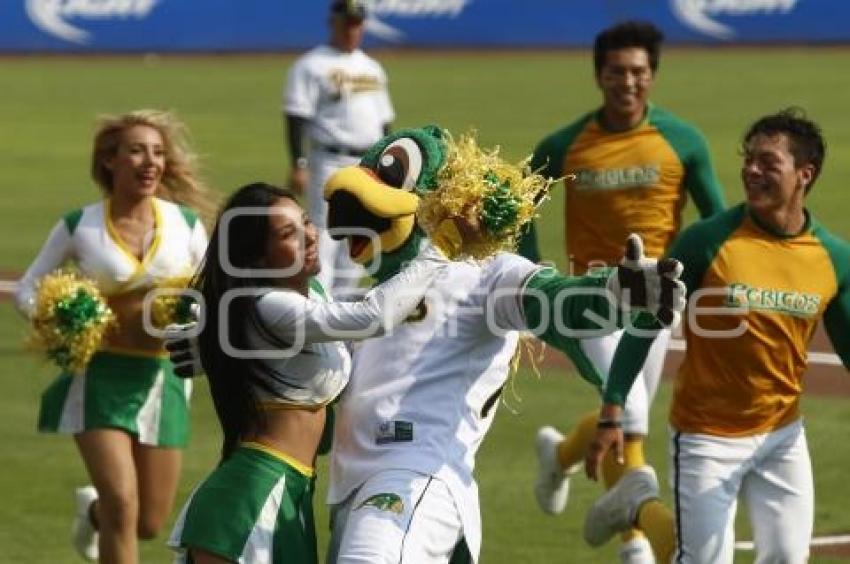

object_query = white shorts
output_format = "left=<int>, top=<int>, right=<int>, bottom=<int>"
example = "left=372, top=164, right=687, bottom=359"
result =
left=309, top=149, right=366, bottom=297
left=327, top=469, right=464, bottom=564
left=580, top=328, right=671, bottom=435
left=670, top=419, right=813, bottom=564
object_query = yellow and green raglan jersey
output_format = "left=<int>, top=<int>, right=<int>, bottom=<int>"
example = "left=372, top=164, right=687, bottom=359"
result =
left=605, top=204, right=850, bottom=437
left=520, top=105, right=724, bottom=271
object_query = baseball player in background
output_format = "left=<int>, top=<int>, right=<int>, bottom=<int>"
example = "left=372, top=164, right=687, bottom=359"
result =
left=522, top=21, right=725, bottom=564
left=283, top=0, right=395, bottom=295
left=583, top=108, right=850, bottom=564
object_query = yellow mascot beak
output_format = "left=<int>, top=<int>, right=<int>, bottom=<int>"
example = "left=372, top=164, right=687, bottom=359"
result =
left=324, top=166, right=420, bottom=264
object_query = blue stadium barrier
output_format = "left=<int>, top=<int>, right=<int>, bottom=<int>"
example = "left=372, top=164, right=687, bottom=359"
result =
left=1, top=0, right=847, bottom=52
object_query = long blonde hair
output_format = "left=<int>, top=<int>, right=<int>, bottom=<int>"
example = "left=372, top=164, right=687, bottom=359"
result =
left=90, top=109, right=217, bottom=225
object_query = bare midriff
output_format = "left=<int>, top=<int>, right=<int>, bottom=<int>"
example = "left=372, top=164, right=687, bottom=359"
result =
left=248, top=407, right=327, bottom=470
left=103, top=289, right=165, bottom=354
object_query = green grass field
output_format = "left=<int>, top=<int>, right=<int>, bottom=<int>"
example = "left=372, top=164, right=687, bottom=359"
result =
left=2, top=49, right=850, bottom=562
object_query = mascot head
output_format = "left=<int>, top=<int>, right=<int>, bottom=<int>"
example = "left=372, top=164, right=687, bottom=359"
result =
left=324, top=125, right=551, bottom=279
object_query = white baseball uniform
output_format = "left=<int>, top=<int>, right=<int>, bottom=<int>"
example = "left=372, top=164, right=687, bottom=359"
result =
left=283, top=45, right=395, bottom=296
left=670, top=419, right=813, bottom=563
left=327, top=245, right=543, bottom=563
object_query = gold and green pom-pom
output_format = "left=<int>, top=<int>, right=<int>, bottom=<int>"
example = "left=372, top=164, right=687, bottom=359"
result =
left=480, top=171, right=521, bottom=236
left=30, top=270, right=116, bottom=375
left=150, top=276, right=194, bottom=329
left=417, top=130, right=552, bottom=260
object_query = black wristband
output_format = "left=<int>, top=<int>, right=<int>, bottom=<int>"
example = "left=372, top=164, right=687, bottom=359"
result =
left=597, top=418, right=623, bottom=429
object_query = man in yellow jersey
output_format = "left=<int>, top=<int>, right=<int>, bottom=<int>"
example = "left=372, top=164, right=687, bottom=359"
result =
left=583, top=108, right=850, bottom=564
left=523, top=20, right=726, bottom=564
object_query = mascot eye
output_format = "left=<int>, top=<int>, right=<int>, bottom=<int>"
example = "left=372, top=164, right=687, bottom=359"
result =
left=376, top=138, right=423, bottom=191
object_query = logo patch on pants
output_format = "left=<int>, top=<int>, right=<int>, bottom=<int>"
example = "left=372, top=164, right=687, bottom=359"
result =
left=356, top=493, right=404, bottom=514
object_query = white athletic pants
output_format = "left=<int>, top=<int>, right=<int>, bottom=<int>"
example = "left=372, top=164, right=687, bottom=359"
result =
left=670, top=418, right=813, bottom=564
left=327, top=469, right=463, bottom=564
left=308, top=148, right=366, bottom=297
left=580, top=328, right=671, bottom=435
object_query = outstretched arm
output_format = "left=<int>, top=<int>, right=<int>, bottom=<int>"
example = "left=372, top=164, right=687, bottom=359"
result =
left=257, top=252, right=442, bottom=344
left=166, top=254, right=442, bottom=378
left=584, top=312, right=661, bottom=480
left=519, top=235, right=685, bottom=387
left=585, top=225, right=716, bottom=480
left=521, top=268, right=616, bottom=388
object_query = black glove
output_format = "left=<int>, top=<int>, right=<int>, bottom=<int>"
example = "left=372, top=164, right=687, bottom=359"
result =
left=606, top=233, right=686, bottom=328
left=164, top=322, right=203, bottom=378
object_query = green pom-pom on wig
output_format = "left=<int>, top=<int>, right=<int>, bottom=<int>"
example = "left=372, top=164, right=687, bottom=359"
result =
left=481, top=172, right=522, bottom=236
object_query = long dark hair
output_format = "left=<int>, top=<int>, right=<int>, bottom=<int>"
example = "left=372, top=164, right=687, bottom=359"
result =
left=193, top=182, right=299, bottom=460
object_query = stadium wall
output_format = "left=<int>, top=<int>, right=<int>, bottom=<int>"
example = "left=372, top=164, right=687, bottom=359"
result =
left=2, top=0, right=847, bottom=52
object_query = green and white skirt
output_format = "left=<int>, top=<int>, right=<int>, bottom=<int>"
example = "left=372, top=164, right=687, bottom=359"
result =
left=169, top=443, right=317, bottom=563
left=37, top=350, right=191, bottom=447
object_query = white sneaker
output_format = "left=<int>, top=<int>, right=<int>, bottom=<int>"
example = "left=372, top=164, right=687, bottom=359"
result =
left=533, top=426, right=578, bottom=515
left=583, top=466, right=659, bottom=547
left=619, top=536, right=656, bottom=564
left=71, top=486, right=99, bottom=561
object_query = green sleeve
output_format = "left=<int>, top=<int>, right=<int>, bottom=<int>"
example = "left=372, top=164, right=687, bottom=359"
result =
left=516, top=221, right=541, bottom=263
left=685, top=139, right=726, bottom=218
left=824, top=290, right=850, bottom=369
left=521, top=267, right=622, bottom=389
left=813, top=223, right=850, bottom=369
left=602, top=205, right=746, bottom=405
left=664, top=206, right=744, bottom=298
left=178, top=205, right=199, bottom=229
left=63, top=208, right=83, bottom=235
left=517, top=115, right=595, bottom=263
left=529, top=113, right=595, bottom=180
left=650, top=106, right=726, bottom=218
left=529, top=122, right=580, bottom=180
left=513, top=141, right=550, bottom=262
left=603, top=313, right=660, bottom=405
left=308, top=277, right=329, bottom=301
